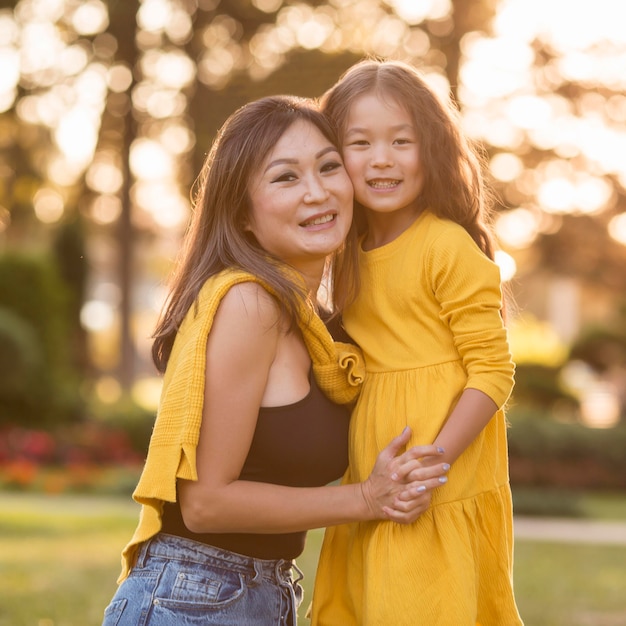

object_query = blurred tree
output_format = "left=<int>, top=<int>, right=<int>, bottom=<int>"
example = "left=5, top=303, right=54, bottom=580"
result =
left=1, top=0, right=625, bottom=401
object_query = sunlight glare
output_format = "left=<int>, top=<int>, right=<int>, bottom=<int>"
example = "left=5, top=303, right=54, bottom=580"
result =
left=506, top=95, right=552, bottom=130
left=388, top=0, right=450, bottom=23
left=90, top=194, right=122, bottom=225
left=495, top=208, right=538, bottom=249
left=137, top=0, right=171, bottom=33
left=156, top=50, right=196, bottom=89
left=47, top=155, right=85, bottom=186
left=537, top=177, right=575, bottom=214
left=0, top=47, right=19, bottom=94
left=146, top=89, right=187, bottom=118
left=295, top=14, right=333, bottom=50
left=129, top=138, right=173, bottom=180
left=59, top=44, right=89, bottom=77
left=252, top=0, right=283, bottom=12
left=494, top=250, right=517, bottom=282
left=71, top=0, right=109, bottom=36
left=14, top=0, right=64, bottom=23
left=86, top=157, right=123, bottom=195
left=608, top=213, right=626, bottom=246
left=107, top=64, right=133, bottom=93
left=33, top=187, right=64, bottom=223
left=160, top=123, right=194, bottom=155
left=20, top=22, right=64, bottom=78
left=80, top=300, right=115, bottom=332
left=0, top=11, right=19, bottom=46
left=490, top=152, right=523, bottom=182
left=134, top=181, right=188, bottom=228
left=574, top=175, right=613, bottom=215
left=55, top=107, right=99, bottom=165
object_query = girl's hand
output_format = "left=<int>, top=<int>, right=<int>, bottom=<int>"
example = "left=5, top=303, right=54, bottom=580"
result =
left=360, top=428, right=449, bottom=524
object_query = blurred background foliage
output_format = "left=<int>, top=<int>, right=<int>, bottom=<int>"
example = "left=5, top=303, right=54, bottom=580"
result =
left=0, top=0, right=625, bottom=494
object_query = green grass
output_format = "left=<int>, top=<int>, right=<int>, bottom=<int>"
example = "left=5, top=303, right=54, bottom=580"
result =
left=1, top=491, right=625, bottom=625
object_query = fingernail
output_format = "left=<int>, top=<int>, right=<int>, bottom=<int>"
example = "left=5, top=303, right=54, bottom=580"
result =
left=438, top=476, right=448, bottom=483
left=391, top=472, right=398, bottom=481
left=416, top=485, right=426, bottom=493
left=403, top=426, right=410, bottom=434
left=437, top=447, right=445, bottom=453
left=442, top=463, right=450, bottom=471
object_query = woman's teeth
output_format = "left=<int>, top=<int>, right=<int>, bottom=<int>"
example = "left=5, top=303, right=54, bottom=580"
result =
left=303, top=214, right=335, bottom=226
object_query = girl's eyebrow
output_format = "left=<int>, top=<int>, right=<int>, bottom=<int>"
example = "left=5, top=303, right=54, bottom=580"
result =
left=264, top=145, right=339, bottom=173
left=345, top=123, right=413, bottom=136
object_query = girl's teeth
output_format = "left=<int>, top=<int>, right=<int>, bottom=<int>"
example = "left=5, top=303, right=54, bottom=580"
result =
left=369, top=180, right=399, bottom=189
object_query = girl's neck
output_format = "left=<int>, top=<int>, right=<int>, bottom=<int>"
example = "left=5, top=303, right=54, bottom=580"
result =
left=362, top=207, right=424, bottom=251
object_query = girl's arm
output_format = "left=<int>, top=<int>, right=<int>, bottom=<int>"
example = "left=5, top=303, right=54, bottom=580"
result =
left=179, top=283, right=447, bottom=533
left=431, top=388, right=498, bottom=465
left=426, top=225, right=515, bottom=467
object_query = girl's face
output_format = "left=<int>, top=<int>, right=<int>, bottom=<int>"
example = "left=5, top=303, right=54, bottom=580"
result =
left=246, top=119, right=353, bottom=274
left=342, top=92, right=424, bottom=227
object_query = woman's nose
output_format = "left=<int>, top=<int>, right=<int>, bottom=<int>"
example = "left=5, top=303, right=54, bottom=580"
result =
left=304, top=176, right=330, bottom=203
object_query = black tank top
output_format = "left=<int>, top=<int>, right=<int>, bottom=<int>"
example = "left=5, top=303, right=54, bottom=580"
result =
left=161, top=372, right=350, bottom=559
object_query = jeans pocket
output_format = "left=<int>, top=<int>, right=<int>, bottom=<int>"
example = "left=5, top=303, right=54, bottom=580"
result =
left=155, top=566, right=246, bottom=610
left=102, top=598, right=127, bottom=626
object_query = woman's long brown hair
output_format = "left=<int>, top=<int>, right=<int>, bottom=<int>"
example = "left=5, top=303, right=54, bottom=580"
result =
left=151, top=95, right=358, bottom=372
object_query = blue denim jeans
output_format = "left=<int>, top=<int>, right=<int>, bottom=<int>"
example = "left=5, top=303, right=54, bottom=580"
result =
left=102, top=533, right=304, bottom=626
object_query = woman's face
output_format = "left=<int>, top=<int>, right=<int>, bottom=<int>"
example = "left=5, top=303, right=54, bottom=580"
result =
left=246, top=119, right=353, bottom=274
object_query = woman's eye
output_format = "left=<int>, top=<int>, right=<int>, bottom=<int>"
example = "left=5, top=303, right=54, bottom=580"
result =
left=321, top=160, right=343, bottom=173
left=272, top=172, right=297, bottom=183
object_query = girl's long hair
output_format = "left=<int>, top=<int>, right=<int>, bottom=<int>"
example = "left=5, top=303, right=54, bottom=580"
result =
left=321, top=59, right=497, bottom=260
left=152, top=95, right=358, bottom=372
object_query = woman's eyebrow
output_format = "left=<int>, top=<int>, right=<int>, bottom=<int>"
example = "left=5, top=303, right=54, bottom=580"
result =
left=264, top=146, right=339, bottom=173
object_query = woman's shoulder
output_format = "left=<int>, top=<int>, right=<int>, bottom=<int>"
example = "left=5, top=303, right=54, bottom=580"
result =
left=206, top=272, right=281, bottom=327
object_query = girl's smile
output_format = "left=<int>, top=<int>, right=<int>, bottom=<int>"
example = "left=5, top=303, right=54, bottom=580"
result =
left=342, top=92, right=424, bottom=247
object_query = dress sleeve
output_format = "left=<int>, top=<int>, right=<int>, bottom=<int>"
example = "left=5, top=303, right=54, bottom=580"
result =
left=426, top=224, right=515, bottom=408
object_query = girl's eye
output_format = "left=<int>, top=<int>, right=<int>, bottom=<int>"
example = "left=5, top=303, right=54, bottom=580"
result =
left=347, top=139, right=368, bottom=146
left=394, top=138, right=412, bottom=145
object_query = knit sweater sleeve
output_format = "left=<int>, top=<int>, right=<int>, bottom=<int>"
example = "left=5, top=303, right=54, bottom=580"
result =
left=426, top=222, right=515, bottom=409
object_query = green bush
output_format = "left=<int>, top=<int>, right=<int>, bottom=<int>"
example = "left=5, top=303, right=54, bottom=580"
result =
left=0, top=251, right=80, bottom=426
left=0, top=307, right=43, bottom=395
left=507, top=407, right=626, bottom=489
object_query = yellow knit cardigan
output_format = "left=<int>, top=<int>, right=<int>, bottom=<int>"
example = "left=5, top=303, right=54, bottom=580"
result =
left=118, top=268, right=364, bottom=581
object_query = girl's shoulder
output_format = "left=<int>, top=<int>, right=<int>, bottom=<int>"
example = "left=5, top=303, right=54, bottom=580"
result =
left=421, top=211, right=475, bottom=247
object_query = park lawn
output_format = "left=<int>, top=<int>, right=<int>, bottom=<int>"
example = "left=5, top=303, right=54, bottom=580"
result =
left=1, top=492, right=625, bottom=626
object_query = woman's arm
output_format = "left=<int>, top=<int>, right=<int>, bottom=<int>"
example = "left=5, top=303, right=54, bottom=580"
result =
left=179, top=282, right=447, bottom=533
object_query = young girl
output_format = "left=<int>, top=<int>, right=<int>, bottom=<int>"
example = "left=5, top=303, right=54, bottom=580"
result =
left=311, top=60, right=523, bottom=625
left=102, top=95, right=449, bottom=626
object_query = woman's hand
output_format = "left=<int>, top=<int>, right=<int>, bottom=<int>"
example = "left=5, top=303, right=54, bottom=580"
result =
left=360, top=427, right=449, bottom=524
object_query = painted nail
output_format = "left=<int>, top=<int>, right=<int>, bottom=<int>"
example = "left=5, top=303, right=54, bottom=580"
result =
left=437, top=447, right=445, bottom=453
left=438, top=476, right=448, bottom=484
left=442, top=463, right=450, bottom=471
left=416, top=485, right=426, bottom=493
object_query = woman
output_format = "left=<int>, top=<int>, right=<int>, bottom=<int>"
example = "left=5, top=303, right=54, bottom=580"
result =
left=102, top=95, right=449, bottom=626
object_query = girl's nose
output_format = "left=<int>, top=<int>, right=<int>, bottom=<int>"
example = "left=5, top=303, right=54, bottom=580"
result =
left=370, top=144, right=393, bottom=167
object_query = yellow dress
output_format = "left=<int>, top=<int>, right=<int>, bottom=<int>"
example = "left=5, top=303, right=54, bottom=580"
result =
left=311, top=212, right=523, bottom=626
